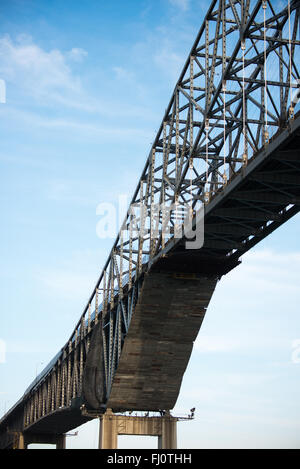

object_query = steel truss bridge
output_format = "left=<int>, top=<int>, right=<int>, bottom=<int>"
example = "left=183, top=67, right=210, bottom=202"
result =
left=1, top=0, right=300, bottom=449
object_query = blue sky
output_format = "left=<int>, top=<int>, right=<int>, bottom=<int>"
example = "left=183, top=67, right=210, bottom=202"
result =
left=0, top=0, right=299, bottom=449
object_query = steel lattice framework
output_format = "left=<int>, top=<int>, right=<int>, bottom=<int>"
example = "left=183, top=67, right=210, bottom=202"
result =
left=3, top=0, right=299, bottom=431
left=91, top=0, right=300, bottom=400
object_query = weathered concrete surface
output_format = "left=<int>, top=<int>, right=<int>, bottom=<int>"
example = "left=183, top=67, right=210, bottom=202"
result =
left=14, top=432, right=66, bottom=449
left=99, top=408, right=177, bottom=449
left=108, top=271, right=218, bottom=411
left=82, top=322, right=105, bottom=410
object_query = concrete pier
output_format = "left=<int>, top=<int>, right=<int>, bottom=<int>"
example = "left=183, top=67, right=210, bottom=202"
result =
left=99, top=409, right=177, bottom=449
left=14, top=432, right=66, bottom=449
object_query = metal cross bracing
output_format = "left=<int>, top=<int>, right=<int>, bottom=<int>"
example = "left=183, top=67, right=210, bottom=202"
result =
left=1, top=0, right=299, bottom=438
left=72, top=0, right=300, bottom=405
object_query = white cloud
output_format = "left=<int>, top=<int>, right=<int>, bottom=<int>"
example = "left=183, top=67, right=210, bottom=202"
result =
left=40, top=269, right=96, bottom=301
left=0, top=33, right=171, bottom=128
left=0, top=105, right=153, bottom=142
left=0, top=33, right=160, bottom=126
left=224, top=249, right=300, bottom=296
left=0, top=34, right=81, bottom=102
left=113, top=66, right=135, bottom=81
left=67, top=47, right=88, bottom=63
left=169, top=0, right=190, bottom=11
left=0, top=339, right=6, bottom=364
left=193, top=248, right=300, bottom=357
left=194, top=335, right=241, bottom=353
left=130, top=20, right=190, bottom=87
left=194, top=332, right=289, bottom=355
left=6, top=340, right=55, bottom=355
left=0, top=34, right=159, bottom=121
left=154, top=44, right=184, bottom=81
left=36, top=248, right=108, bottom=303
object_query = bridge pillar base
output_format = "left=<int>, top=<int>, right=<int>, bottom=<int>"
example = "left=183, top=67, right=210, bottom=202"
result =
left=158, top=416, right=177, bottom=449
left=99, top=409, right=177, bottom=449
left=14, top=432, right=66, bottom=449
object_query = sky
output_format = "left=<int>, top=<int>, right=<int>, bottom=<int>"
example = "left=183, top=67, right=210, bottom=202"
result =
left=0, top=0, right=299, bottom=449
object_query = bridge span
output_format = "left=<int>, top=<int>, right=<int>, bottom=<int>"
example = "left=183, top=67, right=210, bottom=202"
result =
left=0, top=0, right=299, bottom=449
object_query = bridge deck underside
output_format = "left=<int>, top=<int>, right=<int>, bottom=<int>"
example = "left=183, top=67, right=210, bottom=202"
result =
left=23, top=407, right=92, bottom=436
left=156, top=119, right=300, bottom=275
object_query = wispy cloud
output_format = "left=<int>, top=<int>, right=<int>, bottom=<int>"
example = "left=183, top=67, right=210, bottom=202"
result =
left=0, top=104, right=153, bottom=142
left=193, top=249, right=300, bottom=358
left=0, top=34, right=84, bottom=103
left=194, top=335, right=242, bottom=353
left=113, top=66, right=135, bottom=82
left=153, top=41, right=185, bottom=82
left=169, top=0, right=190, bottom=11
left=36, top=248, right=108, bottom=302
left=39, top=269, right=96, bottom=301
left=67, top=47, right=88, bottom=63
left=194, top=332, right=292, bottom=355
left=225, top=249, right=300, bottom=296
left=0, top=35, right=137, bottom=115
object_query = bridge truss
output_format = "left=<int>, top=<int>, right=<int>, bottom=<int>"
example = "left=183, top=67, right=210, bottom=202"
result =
left=1, top=0, right=299, bottom=437
left=84, top=0, right=300, bottom=403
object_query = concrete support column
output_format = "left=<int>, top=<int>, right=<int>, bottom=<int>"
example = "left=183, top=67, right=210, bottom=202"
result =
left=98, top=409, right=178, bottom=449
left=158, top=417, right=177, bottom=449
left=99, top=409, right=118, bottom=449
left=15, top=432, right=66, bottom=449
left=56, top=434, right=66, bottom=449
left=17, top=433, right=27, bottom=449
